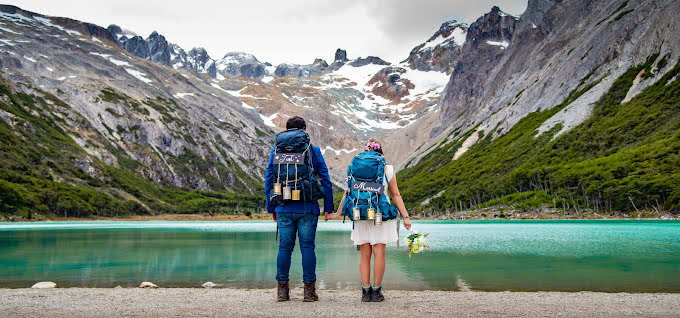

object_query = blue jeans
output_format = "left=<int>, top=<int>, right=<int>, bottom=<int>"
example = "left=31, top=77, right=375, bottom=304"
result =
left=276, top=213, right=318, bottom=285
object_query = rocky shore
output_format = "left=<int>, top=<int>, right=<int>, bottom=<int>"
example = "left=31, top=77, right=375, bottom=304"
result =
left=1, top=288, right=679, bottom=317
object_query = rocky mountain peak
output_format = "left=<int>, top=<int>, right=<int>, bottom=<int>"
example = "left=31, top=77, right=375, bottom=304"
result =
left=466, top=6, right=517, bottom=47
left=404, top=19, right=468, bottom=73
left=216, top=52, right=267, bottom=79
left=334, top=49, right=348, bottom=62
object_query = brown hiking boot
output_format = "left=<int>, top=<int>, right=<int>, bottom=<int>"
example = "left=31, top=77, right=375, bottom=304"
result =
left=277, top=283, right=290, bottom=301
left=303, top=282, right=319, bottom=302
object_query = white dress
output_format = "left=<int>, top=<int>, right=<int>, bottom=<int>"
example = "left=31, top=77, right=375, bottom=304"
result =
left=350, top=165, right=399, bottom=246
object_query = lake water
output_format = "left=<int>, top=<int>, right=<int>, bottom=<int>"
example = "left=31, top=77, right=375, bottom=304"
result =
left=1, top=220, right=679, bottom=291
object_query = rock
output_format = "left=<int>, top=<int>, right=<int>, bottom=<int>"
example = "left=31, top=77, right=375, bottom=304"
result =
left=334, top=49, right=348, bottom=63
left=139, top=282, right=158, bottom=288
left=146, top=31, right=172, bottom=66
left=216, top=52, right=267, bottom=79
left=201, top=282, right=216, bottom=288
left=31, top=281, right=56, bottom=289
left=348, top=56, right=390, bottom=67
left=114, top=285, right=123, bottom=289
left=274, top=59, right=328, bottom=78
left=186, top=47, right=217, bottom=78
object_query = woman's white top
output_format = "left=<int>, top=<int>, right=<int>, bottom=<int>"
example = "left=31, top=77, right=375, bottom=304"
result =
left=350, top=165, right=398, bottom=245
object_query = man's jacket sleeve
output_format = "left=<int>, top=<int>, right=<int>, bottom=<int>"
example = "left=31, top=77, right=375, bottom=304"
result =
left=264, top=148, right=275, bottom=213
left=313, top=146, right=335, bottom=213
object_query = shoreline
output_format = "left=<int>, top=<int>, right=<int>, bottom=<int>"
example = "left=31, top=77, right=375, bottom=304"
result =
left=2, top=288, right=679, bottom=317
left=2, top=211, right=679, bottom=222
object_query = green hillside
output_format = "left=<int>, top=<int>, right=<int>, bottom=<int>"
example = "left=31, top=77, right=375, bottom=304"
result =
left=0, top=79, right=264, bottom=220
left=398, top=55, right=680, bottom=215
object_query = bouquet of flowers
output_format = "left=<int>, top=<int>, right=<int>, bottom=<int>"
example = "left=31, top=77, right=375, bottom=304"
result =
left=404, top=230, right=429, bottom=258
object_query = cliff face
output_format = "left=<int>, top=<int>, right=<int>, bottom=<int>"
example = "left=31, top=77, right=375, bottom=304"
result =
left=414, top=0, right=680, bottom=166
left=0, top=5, right=269, bottom=194
left=395, top=0, right=680, bottom=215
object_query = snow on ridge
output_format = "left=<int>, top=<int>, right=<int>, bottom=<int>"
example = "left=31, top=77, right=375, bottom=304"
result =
left=420, top=26, right=466, bottom=51
left=0, top=11, right=33, bottom=23
left=486, top=40, right=509, bottom=49
left=34, top=16, right=64, bottom=31
left=125, top=69, right=152, bottom=84
left=89, top=52, right=131, bottom=66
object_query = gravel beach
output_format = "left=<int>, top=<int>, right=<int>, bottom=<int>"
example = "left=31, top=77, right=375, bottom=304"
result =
left=1, top=288, right=679, bottom=317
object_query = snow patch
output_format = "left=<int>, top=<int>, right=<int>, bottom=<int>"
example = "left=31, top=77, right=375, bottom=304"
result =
left=56, top=76, right=66, bottom=81
left=91, top=36, right=102, bottom=43
left=259, top=113, right=277, bottom=127
left=23, top=56, right=36, bottom=62
left=65, top=29, right=81, bottom=36
left=0, top=25, right=21, bottom=34
left=125, top=69, right=152, bottom=84
left=531, top=23, right=538, bottom=29
left=0, top=39, right=15, bottom=46
left=486, top=40, right=509, bottom=49
left=173, top=93, right=195, bottom=99
left=34, top=16, right=65, bottom=31
left=89, top=52, right=131, bottom=66
left=46, top=67, right=54, bottom=72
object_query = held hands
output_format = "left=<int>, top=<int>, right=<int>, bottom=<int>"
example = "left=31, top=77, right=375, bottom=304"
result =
left=324, top=207, right=343, bottom=221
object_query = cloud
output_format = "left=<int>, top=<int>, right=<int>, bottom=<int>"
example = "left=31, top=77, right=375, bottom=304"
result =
left=2, top=0, right=528, bottom=65
left=366, top=0, right=528, bottom=46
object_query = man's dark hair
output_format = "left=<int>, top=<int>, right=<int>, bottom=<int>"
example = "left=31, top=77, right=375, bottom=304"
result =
left=286, top=116, right=306, bottom=130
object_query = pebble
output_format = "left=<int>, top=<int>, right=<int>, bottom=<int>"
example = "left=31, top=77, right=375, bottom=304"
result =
left=201, top=282, right=216, bottom=289
left=139, top=282, right=158, bottom=288
left=31, top=282, right=56, bottom=289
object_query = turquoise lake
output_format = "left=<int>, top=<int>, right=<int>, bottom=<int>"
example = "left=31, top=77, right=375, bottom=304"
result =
left=1, top=220, right=679, bottom=291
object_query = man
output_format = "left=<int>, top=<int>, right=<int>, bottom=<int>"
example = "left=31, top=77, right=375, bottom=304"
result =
left=264, top=116, right=334, bottom=302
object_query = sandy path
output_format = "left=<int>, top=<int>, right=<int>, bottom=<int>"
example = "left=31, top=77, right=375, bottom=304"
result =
left=1, top=288, right=679, bottom=317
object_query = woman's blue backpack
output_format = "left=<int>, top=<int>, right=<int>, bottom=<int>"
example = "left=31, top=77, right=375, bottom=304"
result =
left=341, top=151, right=399, bottom=221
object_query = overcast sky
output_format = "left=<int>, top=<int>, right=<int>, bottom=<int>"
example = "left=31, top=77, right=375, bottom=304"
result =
left=5, top=0, right=527, bottom=65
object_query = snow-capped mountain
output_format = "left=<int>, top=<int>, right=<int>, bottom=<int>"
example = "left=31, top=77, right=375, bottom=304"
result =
left=404, top=20, right=468, bottom=73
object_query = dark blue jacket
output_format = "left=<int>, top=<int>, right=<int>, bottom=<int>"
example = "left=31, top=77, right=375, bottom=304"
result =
left=264, top=145, right=334, bottom=215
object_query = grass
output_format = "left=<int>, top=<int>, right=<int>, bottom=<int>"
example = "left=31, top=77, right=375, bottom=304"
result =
left=398, top=54, right=680, bottom=215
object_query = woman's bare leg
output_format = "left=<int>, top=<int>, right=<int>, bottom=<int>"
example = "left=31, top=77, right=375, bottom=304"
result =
left=359, top=243, right=372, bottom=286
left=372, top=244, right=386, bottom=287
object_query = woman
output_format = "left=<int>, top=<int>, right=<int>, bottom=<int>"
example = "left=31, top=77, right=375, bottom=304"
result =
left=326, top=138, right=412, bottom=302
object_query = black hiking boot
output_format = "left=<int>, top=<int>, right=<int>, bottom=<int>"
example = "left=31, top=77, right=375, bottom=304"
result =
left=277, top=282, right=290, bottom=301
left=371, top=286, right=385, bottom=302
left=361, top=286, right=373, bottom=302
left=303, top=282, right=319, bottom=302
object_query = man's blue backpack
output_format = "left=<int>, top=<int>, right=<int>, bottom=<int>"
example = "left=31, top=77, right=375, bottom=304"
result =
left=269, top=128, right=324, bottom=206
left=341, top=151, right=399, bottom=221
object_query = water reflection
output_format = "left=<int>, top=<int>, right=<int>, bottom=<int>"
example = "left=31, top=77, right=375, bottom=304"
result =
left=0, top=220, right=679, bottom=291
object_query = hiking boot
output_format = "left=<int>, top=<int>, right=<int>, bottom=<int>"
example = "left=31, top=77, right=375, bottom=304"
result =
left=371, top=286, right=385, bottom=302
left=303, top=282, right=319, bottom=302
left=277, top=283, right=290, bottom=301
left=361, top=286, right=373, bottom=302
